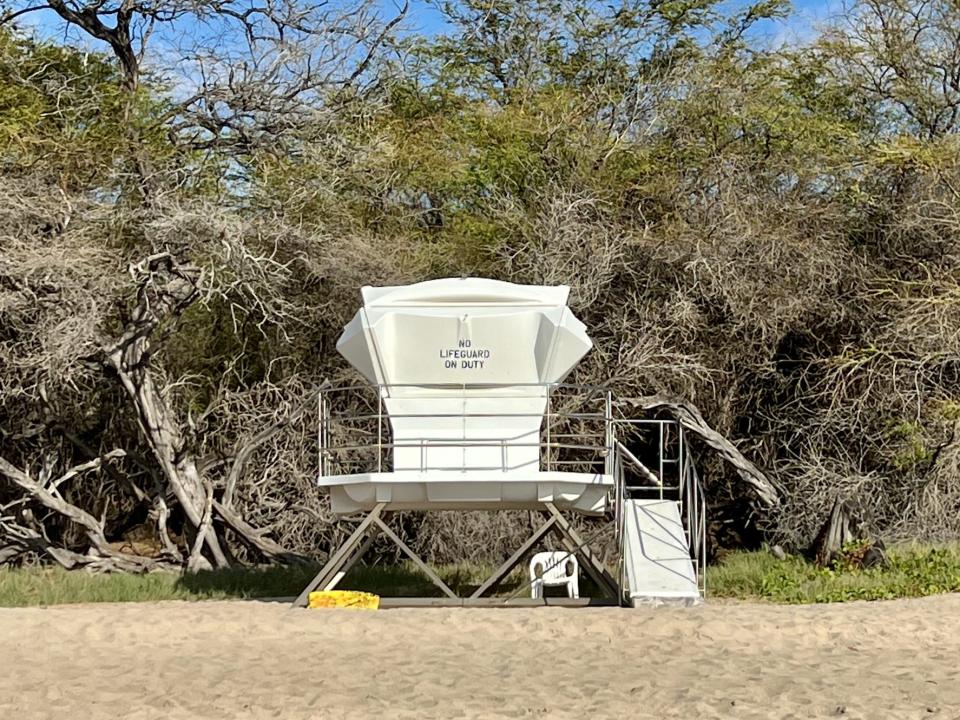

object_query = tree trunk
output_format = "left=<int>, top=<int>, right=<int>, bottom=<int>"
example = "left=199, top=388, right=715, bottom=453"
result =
left=103, top=254, right=228, bottom=569
left=0, top=453, right=167, bottom=572
left=621, top=395, right=780, bottom=507
left=809, top=496, right=886, bottom=568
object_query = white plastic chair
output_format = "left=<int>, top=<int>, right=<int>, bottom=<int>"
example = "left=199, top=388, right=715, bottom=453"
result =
left=529, top=551, right=579, bottom=599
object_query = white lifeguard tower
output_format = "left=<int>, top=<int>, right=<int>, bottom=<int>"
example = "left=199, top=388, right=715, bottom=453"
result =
left=295, top=278, right=705, bottom=607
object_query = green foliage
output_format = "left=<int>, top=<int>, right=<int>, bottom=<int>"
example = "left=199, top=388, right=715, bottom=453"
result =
left=886, top=420, right=933, bottom=471
left=707, top=545, right=960, bottom=603
left=1, top=31, right=134, bottom=187
left=0, top=27, right=203, bottom=203
left=939, top=401, right=960, bottom=422
left=0, top=565, right=312, bottom=606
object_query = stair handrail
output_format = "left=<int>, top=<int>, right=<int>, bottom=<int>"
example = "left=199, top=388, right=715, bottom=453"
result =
left=680, top=449, right=707, bottom=596
left=613, top=440, right=662, bottom=488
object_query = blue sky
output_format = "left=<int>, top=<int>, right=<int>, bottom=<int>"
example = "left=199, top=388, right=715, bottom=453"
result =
left=18, top=0, right=845, bottom=56
left=768, top=0, right=847, bottom=43
left=391, top=0, right=846, bottom=44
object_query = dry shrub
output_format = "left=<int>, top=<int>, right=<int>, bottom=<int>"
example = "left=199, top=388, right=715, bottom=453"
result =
left=0, top=179, right=123, bottom=402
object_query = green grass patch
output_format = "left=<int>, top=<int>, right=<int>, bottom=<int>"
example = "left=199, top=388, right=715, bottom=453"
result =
left=706, top=544, right=960, bottom=603
left=0, top=564, right=313, bottom=607
left=0, top=562, right=544, bottom=607
left=2, top=545, right=959, bottom=607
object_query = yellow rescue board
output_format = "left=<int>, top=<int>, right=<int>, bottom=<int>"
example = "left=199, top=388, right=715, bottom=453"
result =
left=308, top=590, right=380, bottom=609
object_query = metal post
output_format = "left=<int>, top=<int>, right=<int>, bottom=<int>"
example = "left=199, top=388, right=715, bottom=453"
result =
left=613, top=441, right=622, bottom=545
left=377, top=387, right=383, bottom=473
left=323, top=394, right=330, bottom=476
left=318, top=390, right=325, bottom=477
left=701, top=490, right=708, bottom=597
left=461, top=382, right=467, bottom=472
left=684, top=456, right=691, bottom=547
left=545, top=388, right=552, bottom=471
left=678, top=424, right=685, bottom=517
left=604, top=390, right=612, bottom=476
left=658, top=422, right=664, bottom=500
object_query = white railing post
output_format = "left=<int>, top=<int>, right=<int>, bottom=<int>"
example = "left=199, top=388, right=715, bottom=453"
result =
left=613, top=438, right=622, bottom=545
left=678, top=423, right=685, bottom=518
left=545, top=387, right=552, bottom=471
left=377, top=386, right=383, bottom=473
left=658, top=423, right=664, bottom=500
left=701, top=484, right=707, bottom=597
left=318, top=389, right=324, bottom=478
left=323, top=393, right=330, bottom=476
left=461, top=382, right=467, bottom=472
left=604, top=390, right=613, bottom=476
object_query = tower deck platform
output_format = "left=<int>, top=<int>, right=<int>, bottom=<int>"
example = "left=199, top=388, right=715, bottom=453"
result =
left=323, top=470, right=613, bottom=514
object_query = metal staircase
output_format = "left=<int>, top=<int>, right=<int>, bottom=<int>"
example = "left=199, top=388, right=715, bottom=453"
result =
left=612, top=423, right=706, bottom=605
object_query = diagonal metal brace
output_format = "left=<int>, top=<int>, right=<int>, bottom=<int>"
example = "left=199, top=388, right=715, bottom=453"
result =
left=545, top=502, right=621, bottom=599
left=373, top=516, right=459, bottom=599
left=469, top=514, right=558, bottom=599
left=293, top=503, right=386, bottom=607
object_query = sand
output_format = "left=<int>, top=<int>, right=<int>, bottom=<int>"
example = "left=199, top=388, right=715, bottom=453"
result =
left=1, top=595, right=959, bottom=720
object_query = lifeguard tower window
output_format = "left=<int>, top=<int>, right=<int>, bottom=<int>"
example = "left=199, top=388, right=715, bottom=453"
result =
left=300, top=278, right=705, bottom=608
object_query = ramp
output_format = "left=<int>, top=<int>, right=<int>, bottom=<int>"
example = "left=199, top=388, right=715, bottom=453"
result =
left=622, top=498, right=700, bottom=605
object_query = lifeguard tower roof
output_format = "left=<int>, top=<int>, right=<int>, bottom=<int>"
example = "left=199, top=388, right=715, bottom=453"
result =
left=336, top=277, right=592, bottom=389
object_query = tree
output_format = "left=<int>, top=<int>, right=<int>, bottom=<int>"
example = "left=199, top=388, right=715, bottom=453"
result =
left=820, top=0, right=960, bottom=138
left=0, top=25, right=367, bottom=570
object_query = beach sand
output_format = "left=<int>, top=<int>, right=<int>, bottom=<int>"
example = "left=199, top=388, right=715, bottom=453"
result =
left=1, top=595, right=959, bottom=719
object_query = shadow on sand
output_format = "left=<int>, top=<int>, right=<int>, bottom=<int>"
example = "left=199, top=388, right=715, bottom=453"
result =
left=172, top=562, right=523, bottom=601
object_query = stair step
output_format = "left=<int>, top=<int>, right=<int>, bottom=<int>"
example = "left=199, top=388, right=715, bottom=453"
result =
left=622, top=498, right=700, bottom=605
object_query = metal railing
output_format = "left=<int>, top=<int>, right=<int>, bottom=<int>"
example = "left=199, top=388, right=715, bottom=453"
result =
left=317, top=382, right=613, bottom=477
